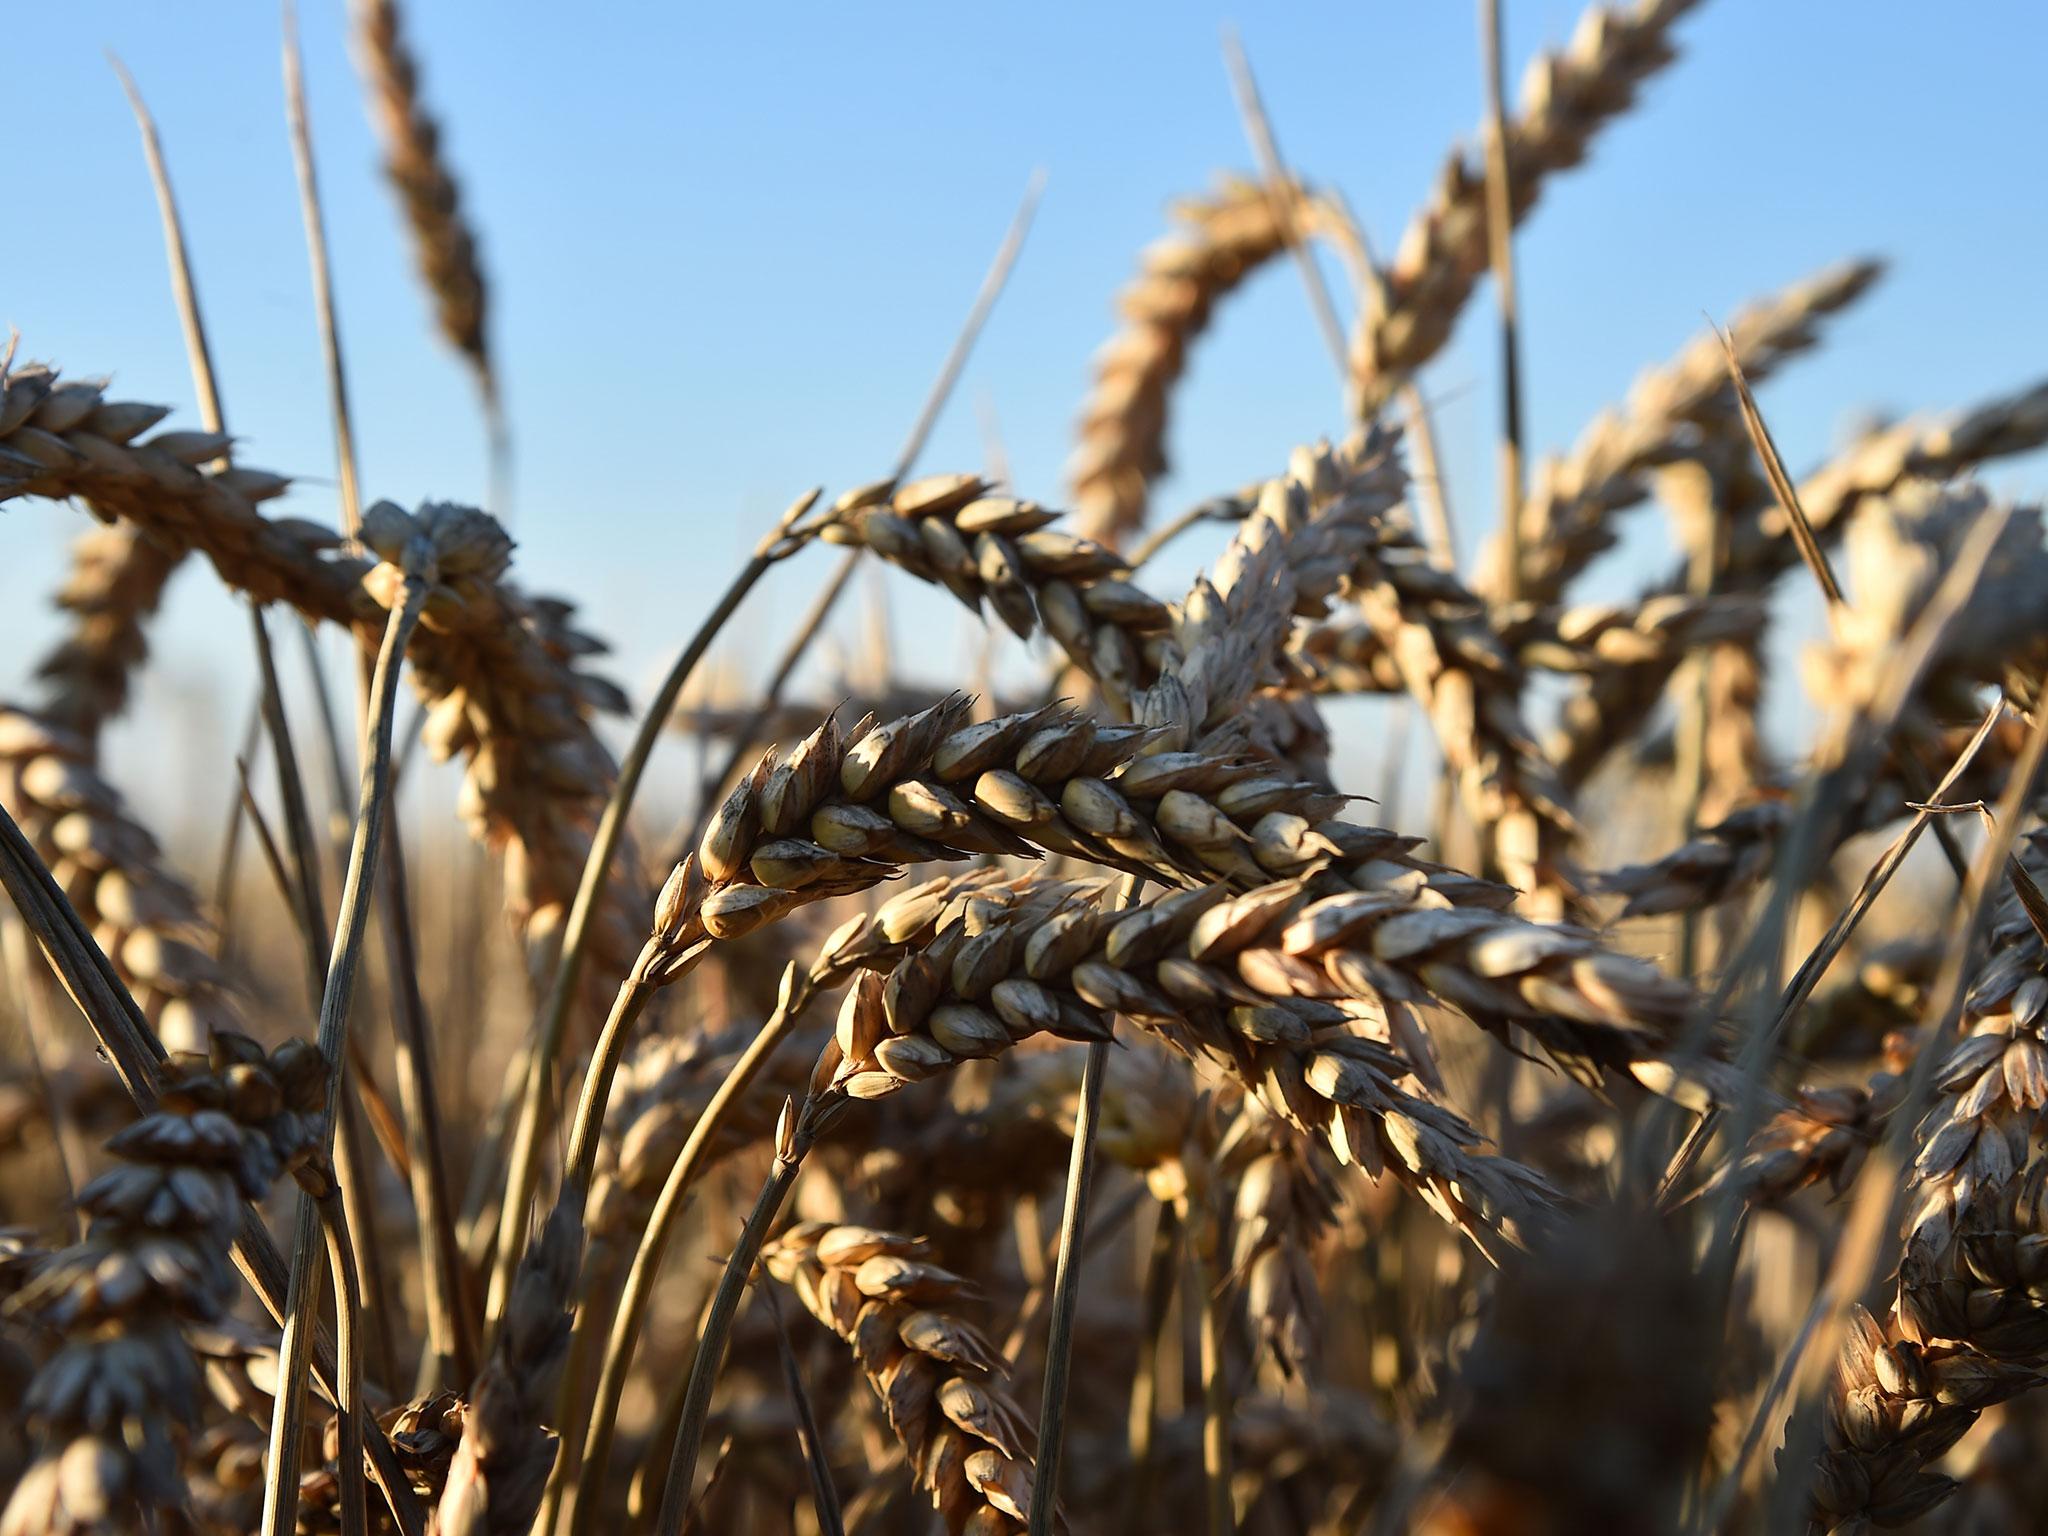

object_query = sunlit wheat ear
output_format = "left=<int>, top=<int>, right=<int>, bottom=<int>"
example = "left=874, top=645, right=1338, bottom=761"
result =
left=0, top=362, right=647, bottom=1037
left=1066, top=174, right=1345, bottom=550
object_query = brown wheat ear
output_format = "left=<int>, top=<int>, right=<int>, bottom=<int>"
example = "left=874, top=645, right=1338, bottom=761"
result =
left=1, top=1035, right=325, bottom=1536
left=765, top=1222, right=1050, bottom=1534
left=351, top=0, right=497, bottom=414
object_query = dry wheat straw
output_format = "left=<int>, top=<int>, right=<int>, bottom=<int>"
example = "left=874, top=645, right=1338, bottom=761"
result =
left=1554, top=378, right=2048, bottom=788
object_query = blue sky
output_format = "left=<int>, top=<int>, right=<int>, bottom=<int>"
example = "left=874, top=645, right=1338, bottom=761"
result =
left=5, top=2, right=2046, bottom=837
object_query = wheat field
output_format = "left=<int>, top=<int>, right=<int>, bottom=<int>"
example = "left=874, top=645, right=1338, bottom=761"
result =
left=3, top=3, right=2048, bottom=1534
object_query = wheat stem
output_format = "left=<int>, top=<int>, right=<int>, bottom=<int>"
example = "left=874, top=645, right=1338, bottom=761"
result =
left=1029, top=874, right=1143, bottom=1532
left=1479, top=0, right=1528, bottom=599
left=259, top=575, right=428, bottom=1536
left=483, top=490, right=816, bottom=1334
left=1193, top=1201, right=1235, bottom=1536
left=650, top=1111, right=816, bottom=1536
left=565, top=998, right=809, bottom=1536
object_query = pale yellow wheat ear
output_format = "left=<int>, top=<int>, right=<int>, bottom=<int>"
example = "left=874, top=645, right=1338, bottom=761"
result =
left=0, top=364, right=647, bottom=1037
left=1350, top=0, right=1704, bottom=414
left=1067, top=175, right=1347, bottom=549
left=350, top=0, right=506, bottom=498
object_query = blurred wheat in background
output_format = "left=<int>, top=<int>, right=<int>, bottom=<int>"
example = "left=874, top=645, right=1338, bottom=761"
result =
left=3, top=2, right=2048, bottom=1534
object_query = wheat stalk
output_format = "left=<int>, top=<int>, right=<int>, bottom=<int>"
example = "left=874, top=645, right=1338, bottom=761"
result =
left=1554, top=378, right=2048, bottom=787
left=1479, top=259, right=1882, bottom=606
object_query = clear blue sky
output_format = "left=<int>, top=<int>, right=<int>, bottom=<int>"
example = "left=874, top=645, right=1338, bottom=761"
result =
left=5, top=2, right=2046, bottom=836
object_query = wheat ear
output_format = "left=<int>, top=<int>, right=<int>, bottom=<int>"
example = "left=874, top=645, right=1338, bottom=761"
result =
left=1350, top=0, right=1703, bottom=413
left=767, top=1222, right=1048, bottom=1534
left=350, top=0, right=497, bottom=418
left=1066, top=175, right=1345, bottom=548
left=1479, top=258, right=1882, bottom=606
left=0, top=1035, right=325, bottom=1536
left=1554, top=378, right=2048, bottom=787
left=0, top=361, right=649, bottom=1036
